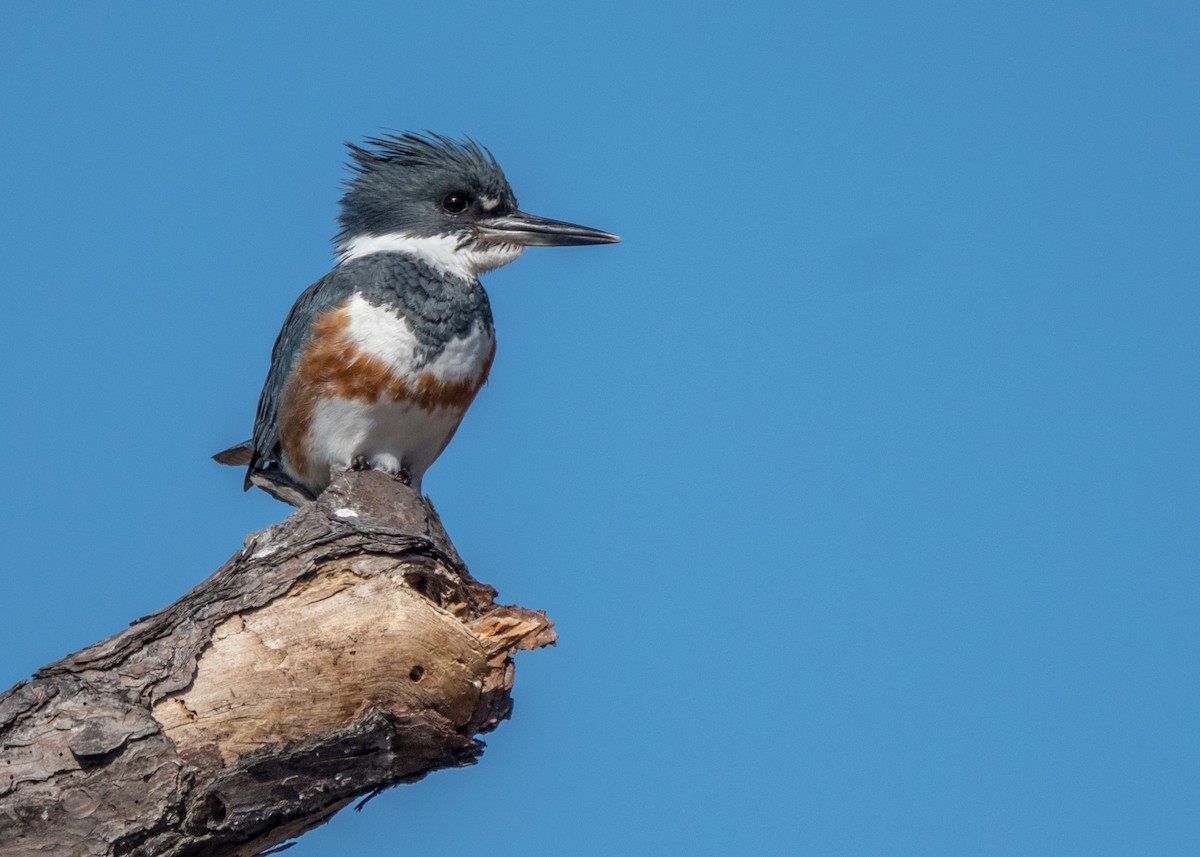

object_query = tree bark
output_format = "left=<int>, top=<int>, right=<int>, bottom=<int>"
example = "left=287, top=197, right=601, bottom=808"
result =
left=0, top=470, right=555, bottom=856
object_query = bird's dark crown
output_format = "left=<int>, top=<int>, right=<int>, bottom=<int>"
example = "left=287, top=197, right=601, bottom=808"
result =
left=336, top=132, right=518, bottom=245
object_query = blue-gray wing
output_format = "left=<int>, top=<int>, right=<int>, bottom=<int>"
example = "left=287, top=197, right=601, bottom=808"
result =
left=244, top=270, right=356, bottom=485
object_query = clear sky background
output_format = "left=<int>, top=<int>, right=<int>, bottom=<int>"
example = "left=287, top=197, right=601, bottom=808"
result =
left=1, top=3, right=1197, bottom=855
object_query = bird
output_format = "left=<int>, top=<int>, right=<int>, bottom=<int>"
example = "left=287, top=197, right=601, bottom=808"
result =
left=214, top=132, right=619, bottom=502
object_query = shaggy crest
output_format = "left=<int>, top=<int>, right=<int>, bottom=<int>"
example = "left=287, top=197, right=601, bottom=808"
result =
left=346, top=131, right=500, bottom=176
left=335, top=132, right=516, bottom=245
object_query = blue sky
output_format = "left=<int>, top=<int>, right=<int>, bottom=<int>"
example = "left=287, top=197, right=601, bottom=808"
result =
left=2, top=3, right=1197, bottom=854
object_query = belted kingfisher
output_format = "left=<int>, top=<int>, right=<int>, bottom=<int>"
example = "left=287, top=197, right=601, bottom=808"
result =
left=214, top=132, right=618, bottom=502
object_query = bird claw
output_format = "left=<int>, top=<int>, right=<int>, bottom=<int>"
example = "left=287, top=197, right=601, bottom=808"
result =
left=347, top=457, right=411, bottom=487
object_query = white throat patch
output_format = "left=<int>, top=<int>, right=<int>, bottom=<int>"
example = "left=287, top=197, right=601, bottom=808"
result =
left=337, top=232, right=524, bottom=280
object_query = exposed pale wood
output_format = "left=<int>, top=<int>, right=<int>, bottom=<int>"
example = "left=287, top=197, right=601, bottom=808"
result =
left=0, top=470, right=554, bottom=856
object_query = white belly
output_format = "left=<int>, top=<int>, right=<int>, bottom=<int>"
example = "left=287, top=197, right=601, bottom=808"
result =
left=300, top=396, right=468, bottom=493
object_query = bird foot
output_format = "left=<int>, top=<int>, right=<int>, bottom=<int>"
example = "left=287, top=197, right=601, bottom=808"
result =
left=346, top=457, right=413, bottom=488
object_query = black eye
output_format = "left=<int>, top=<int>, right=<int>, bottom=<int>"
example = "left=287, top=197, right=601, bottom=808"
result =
left=441, top=192, right=469, bottom=214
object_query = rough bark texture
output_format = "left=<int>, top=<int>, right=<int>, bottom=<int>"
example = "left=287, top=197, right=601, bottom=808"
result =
left=0, top=470, right=555, bottom=856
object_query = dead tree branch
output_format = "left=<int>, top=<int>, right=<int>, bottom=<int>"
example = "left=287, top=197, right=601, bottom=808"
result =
left=0, top=470, right=555, bottom=856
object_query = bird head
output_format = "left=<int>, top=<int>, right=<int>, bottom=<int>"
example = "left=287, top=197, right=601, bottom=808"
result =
left=336, top=132, right=619, bottom=278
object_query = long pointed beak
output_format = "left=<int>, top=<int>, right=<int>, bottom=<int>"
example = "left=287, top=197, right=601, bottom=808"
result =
left=475, top=210, right=620, bottom=247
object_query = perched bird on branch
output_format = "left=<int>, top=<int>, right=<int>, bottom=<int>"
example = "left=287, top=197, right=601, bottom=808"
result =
left=215, top=132, right=619, bottom=501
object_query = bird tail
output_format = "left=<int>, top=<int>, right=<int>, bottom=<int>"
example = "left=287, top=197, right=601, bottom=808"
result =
left=212, top=441, right=255, bottom=467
